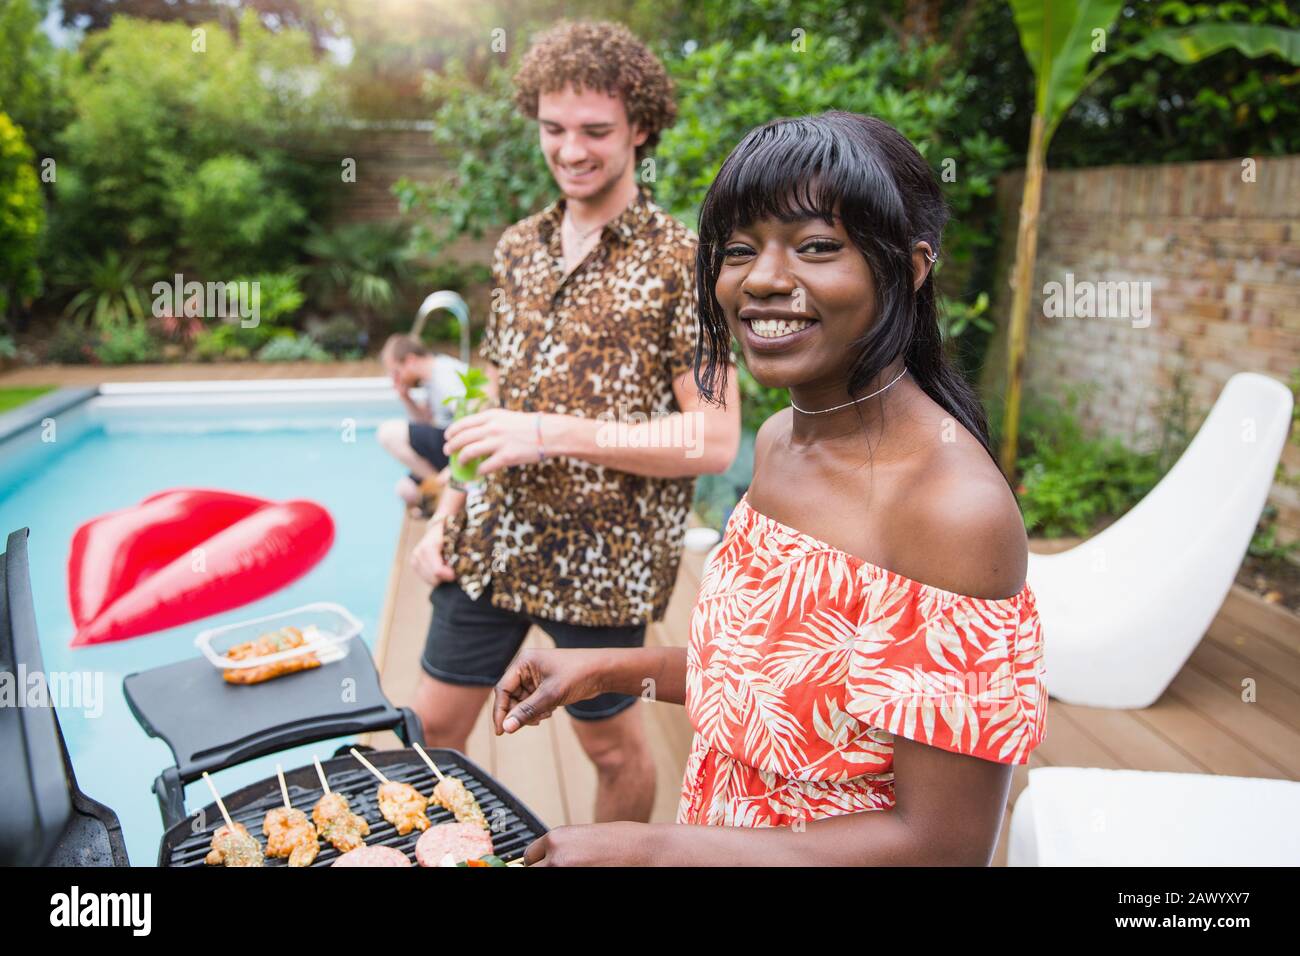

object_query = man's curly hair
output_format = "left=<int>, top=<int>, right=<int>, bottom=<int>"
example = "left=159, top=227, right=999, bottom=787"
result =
left=513, top=20, right=677, bottom=160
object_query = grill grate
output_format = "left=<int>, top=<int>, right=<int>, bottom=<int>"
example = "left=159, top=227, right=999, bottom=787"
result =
left=159, top=748, right=546, bottom=867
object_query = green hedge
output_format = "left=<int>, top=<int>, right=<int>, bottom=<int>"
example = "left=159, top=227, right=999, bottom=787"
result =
left=0, top=111, right=43, bottom=318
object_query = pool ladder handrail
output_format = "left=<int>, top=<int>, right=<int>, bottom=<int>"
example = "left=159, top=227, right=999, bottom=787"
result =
left=411, top=290, right=471, bottom=367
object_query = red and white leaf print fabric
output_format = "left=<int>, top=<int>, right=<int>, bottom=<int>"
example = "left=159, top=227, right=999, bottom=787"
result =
left=677, top=494, right=1048, bottom=828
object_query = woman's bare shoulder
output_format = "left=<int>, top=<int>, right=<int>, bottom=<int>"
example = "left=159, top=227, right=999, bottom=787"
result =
left=883, top=441, right=1028, bottom=600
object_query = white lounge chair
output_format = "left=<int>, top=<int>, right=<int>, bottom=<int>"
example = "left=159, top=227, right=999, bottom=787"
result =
left=1008, top=766, right=1300, bottom=866
left=1028, top=372, right=1294, bottom=709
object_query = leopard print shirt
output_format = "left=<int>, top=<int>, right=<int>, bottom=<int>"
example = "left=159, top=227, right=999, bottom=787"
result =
left=441, top=185, right=699, bottom=626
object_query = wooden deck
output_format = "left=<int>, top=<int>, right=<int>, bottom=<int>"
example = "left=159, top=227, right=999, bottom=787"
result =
left=374, top=511, right=1300, bottom=865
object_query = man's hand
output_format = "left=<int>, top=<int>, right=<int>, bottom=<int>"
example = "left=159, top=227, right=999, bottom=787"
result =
left=443, top=408, right=541, bottom=476
left=393, top=378, right=431, bottom=423
left=410, top=514, right=457, bottom=584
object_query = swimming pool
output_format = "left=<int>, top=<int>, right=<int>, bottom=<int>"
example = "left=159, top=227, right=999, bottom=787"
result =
left=0, top=379, right=408, bottom=865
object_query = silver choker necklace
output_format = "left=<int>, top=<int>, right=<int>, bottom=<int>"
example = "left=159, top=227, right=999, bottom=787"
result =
left=790, top=367, right=908, bottom=416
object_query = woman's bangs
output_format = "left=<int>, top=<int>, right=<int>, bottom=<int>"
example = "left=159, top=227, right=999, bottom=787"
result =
left=705, top=124, right=839, bottom=237
left=701, top=116, right=905, bottom=244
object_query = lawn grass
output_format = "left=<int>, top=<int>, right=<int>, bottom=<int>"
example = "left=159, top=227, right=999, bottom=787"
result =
left=0, top=387, right=55, bottom=414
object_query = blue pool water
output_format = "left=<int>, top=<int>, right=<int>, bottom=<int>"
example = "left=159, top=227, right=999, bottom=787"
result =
left=0, top=388, right=407, bottom=865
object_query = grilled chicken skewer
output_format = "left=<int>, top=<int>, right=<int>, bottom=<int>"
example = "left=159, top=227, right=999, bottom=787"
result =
left=206, top=822, right=264, bottom=867
left=201, top=771, right=264, bottom=867
left=263, top=764, right=320, bottom=867
left=311, top=754, right=369, bottom=853
left=351, top=747, right=430, bottom=835
left=377, top=781, right=432, bottom=835
left=414, top=742, right=489, bottom=830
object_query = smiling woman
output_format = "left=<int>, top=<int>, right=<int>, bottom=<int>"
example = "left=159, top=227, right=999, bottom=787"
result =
left=489, top=111, right=1048, bottom=867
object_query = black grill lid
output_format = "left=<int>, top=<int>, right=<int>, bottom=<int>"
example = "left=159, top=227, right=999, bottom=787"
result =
left=0, top=528, right=129, bottom=866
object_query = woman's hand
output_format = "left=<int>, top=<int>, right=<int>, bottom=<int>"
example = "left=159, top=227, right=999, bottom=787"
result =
left=523, top=823, right=657, bottom=867
left=493, top=647, right=612, bottom=734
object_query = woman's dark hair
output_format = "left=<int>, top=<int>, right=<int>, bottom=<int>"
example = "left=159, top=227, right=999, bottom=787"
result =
left=693, top=110, right=994, bottom=462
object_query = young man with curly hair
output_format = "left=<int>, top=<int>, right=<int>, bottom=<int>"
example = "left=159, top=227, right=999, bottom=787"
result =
left=408, top=20, right=740, bottom=824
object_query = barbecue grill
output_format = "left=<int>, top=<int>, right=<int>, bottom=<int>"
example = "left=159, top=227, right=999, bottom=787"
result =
left=1, top=527, right=547, bottom=867
left=159, top=747, right=545, bottom=867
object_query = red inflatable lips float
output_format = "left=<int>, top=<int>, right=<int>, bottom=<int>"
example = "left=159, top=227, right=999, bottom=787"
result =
left=68, top=488, right=335, bottom=647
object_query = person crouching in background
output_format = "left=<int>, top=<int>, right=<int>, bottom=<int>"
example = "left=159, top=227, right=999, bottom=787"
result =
left=378, top=334, right=466, bottom=515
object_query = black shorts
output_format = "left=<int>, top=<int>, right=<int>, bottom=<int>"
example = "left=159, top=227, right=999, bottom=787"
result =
left=421, top=581, right=647, bottom=721
left=408, top=422, right=448, bottom=481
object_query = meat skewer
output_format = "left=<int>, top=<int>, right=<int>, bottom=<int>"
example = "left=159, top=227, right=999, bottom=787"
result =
left=350, top=747, right=430, bottom=835
left=310, top=754, right=369, bottom=853
left=201, top=771, right=264, bottom=867
left=262, top=764, right=320, bottom=867
left=413, top=742, right=489, bottom=831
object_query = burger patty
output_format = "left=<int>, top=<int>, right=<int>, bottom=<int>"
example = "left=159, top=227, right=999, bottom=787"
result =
left=415, top=822, right=494, bottom=867
left=331, top=844, right=412, bottom=867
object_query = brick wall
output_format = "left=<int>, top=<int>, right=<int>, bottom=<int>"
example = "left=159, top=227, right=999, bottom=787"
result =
left=984, top=155, right=1300, bottom=548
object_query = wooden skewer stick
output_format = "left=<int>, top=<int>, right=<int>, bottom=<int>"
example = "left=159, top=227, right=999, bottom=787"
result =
left=201, top=771, right=235, bottom=831
left=412, top=742, right=447, bottom=783
left=349, top=747, right=388, bottom=784
left=312, top=754, right=330, bottom=794
left=276, top=764, right=292, bottom=809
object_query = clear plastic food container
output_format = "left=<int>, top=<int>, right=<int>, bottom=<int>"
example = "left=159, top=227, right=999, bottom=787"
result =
left=195, top=602, right=361, bottom=673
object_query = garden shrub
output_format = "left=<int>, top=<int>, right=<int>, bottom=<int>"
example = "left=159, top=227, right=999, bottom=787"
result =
left=60, top=249, right=153, bottom=330
left=193, top=322, right=268, bottom=362
left=1014, top=393, right=1162, bottom=539
left=312, top=314, right=367, bottom=357
left=0, top=0, right=73, bottom=161
left=175, top=155, right=307, bottom=276
left=303, top=221, right=418, bottom=329
left=244, top=271, right=307, bottom=325
left=0, top=111, right=44, bottom=317
left=188, top=270, right=304, bottom=360
left=94, top=319, right=158, bottom=365
left=257, top=332, right=330, bottom=362
left=54, top=12, right=334, bottom=281
left=44, top=321, right=97, bottom=364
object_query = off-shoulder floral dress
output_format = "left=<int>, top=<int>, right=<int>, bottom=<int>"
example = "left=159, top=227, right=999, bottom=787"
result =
left=677, top=493, right=1049, bottom=827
